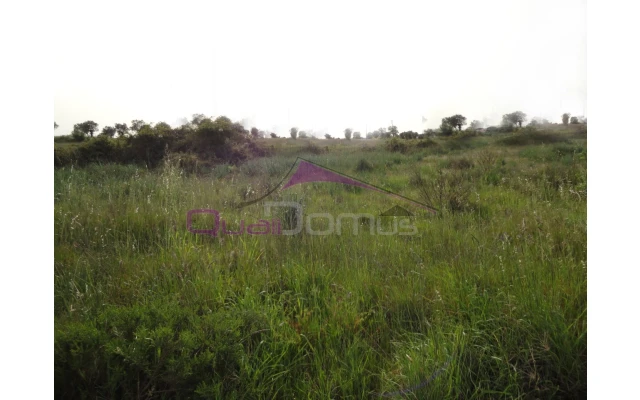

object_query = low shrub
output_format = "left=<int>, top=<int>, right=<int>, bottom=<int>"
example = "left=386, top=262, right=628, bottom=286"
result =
left=164, top=152, right=200, bottom=174
left=416, top=138, right=438, bottom=148
left=303, top=142, right=325, bottom=155
left=121, top=132, right=168, bottom=167
left=54, top=146, right=78, bottom=167
left=410, top=169, right=474, bottom=213
left=385, top=138, right=408, bottom=153
left=355, top=159, right=375, bottom=172
left=54, top=134, right=85, bottom=143
left=475, top=150, right=499, bottom=170
left=74, top=136, right=120, bottom=165
left=446, top=157, right=474, bottom=169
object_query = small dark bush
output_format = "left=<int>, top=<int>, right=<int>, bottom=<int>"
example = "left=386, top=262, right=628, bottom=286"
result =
left=443, top=138, right=472, bottom=151
left=454, top=130, right=478, bottom=139
left=476, top=150, right=499, bottom=170
left=416, top=138, right=438, bottom=148
left=76, top=136, right=119, bottom=165
left=54, top=134, right=84, bottom=143
left=164, top=152, right=200, bottom=174
left=486, top=125, right=515, bottom=134
left=122, top=132, right=167, bottom=167
left=410, top=169, right=473, bottom=213
left=446, top=157, right=474, bottom=169
left=385, top=138, right=408, bottom=153
left=303, top=142, right=324, bottom=155
left=54, top=145, right=79, bottom=167
left=355, top=159, right=375, bottom=172
left=399, top=131, right=419, bottom=139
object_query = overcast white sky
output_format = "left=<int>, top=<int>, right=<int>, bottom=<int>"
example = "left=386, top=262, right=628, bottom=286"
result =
left=54, top=0, right=586, bottom=137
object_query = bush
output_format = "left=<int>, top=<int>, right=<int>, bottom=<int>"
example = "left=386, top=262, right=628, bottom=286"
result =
left=475, top=150, right=499, bottom=170
left=164, top=152, right=200, bottom=174
left=454, top=130, right=478, bottom=139
left=399, top=131, right=419, bottom=139
left=410, top=169, right=474, bottom=213
left=54, top=146, right=78, bottom=167
left=485, top=125, right=515, bottom=134
left=446, top=157, right=474, bottom=169
left=416, top=138, right=438, bottom=148
left=303, top=142, right=324, bottom=155
left=122, top=132, right=168, bottom=167
left=385, top=138, right=408, bottom=153
left=54, top=116, right=283, bottom=169
left=443, top=138, right=472, bottom=151
left=355, top=159, right=375, bottom=172
left=54, top=134, right=85, bottom=143
left=63, top=136, right=120, bottom=166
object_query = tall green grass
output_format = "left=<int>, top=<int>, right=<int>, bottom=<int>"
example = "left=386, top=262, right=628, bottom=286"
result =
left=54, top=133, right=587, bottom=398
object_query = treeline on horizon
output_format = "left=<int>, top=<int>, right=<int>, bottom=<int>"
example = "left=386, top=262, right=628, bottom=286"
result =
left=53, top=111, right=587, bottom=168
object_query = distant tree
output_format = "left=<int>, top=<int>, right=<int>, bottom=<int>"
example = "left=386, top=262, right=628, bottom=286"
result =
left=138, top=124, right=155, bottom=136
left=193, top=116, right=247, bottom=152
left=191, top=114, right=208, bottom=127
left=528, top=117, right=550, bottom=127
left=299, top=131, right=308, bottom=138
left=71, top=124, right=85, bottom=140
left=469, top=120, right=483, bottom=130
left=270, top=132, right=278, bottom=138
left=399, top=131, right=419, bottom=139
left=258, top=130, right=266, bottom=138
left=571, top=116, right=587, bottom=124
left=388, top=125, right=399, bottom=137
left=562, top=113, right=571, bottom=125
left=353, top=131, right=362, bottom=139
left=344, top=128, right=352, bottom=140
left=130, top=120, right=146, bottom=133
left=251, top=127, right=260, bottom=138
left=325, top=134, right=332, bottom=139
left=54, top=122, right=59, bottom=130
left=114, top=123, right=129, bottom=137
left=446, top=114, right=467, bottom=131
left=79, top=120, right=99, bottom=137
left=100, top=126, right=116, bottom=138
left=422, top=129, right=437, bottom=137
left=154, top=122, right=172, bottom=136
left=290, top=127, right=298, bottom=139
left=503, top=111, right=527, bottom=128
left=439, top=118, right=455, bottom=136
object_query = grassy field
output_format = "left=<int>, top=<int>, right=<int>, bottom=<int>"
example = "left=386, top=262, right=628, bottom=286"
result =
left=54, top=129, right=587, bottom=399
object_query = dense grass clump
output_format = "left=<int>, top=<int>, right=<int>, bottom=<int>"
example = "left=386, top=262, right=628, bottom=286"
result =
left=355, top=158, right=375, bottom=172
left=54, top=131, right=586, bottom=398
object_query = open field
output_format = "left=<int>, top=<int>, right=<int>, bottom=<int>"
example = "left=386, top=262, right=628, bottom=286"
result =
left=54, top=129, right=586, bottom=398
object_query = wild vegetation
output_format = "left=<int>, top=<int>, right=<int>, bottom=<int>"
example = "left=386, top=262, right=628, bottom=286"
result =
left=54, top=119, right=586, bottom=398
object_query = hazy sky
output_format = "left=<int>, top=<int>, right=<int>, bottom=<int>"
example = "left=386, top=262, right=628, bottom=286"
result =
left=54, top=0, right=586, bottom=137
